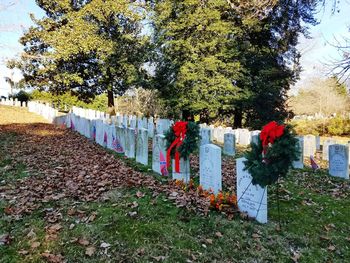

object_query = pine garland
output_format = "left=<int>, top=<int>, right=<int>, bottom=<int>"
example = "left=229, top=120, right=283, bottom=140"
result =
left=244, top=124, right=300, bottom=187
left=165, top=121, right=200, bottom=160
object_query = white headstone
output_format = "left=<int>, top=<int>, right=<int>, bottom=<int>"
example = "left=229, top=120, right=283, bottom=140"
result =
left=251, top=130, right=261, bottom=145
left=142, top=117, right=148, bottom=129
left=199, top=144, right=222, bottom=194
left=137, top=117, right=143, bottom=131
left=115, top=126, right=126, bottom=153
left=136, top=128, right=148, bottom=165
left=292, top=136, right=304, bottom=169
left=152, top=134, right=167, bottom=175
left=148, top=117, right=154, bottom=138
left=217, top=126, right=225, bottom=144
left=200, top=128, right=211, bottom=146
left=122, top=115, right=128, bottom=128
left=316, top=136, right=321, bottom=151
left=322, top=138, right=337, bottom=161
left=172, top=158, right=190, bottom=183
left=236, top=158, right=268, bottom=224
left=156, top=119, right=171, bottom=135
left=125, top=128, right=136, bottom=158
left=95, top=119, right=105, bottom=146
left=106, top=124, right=116, bottom=150
left=223, top=133, right=235, bottom=156
left=130, top=115, right=137, bottom=129
left=328, top=144, right=349, bottom=179
left=209, top=125, right=215, bottom=141
left=303, top=135, right=316, bottom=158
left=238, top=129, right=251, bottom=145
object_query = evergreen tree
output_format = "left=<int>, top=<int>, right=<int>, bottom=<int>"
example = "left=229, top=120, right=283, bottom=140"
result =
left=152, top=0, right=323, bottom=128
left=10, top=0, right=148, bottom=107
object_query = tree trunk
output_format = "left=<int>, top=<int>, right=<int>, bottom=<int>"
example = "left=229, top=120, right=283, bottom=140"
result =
left=234, top=108, right=243, bottom=128
left=107, top=89, right=114, bottom=108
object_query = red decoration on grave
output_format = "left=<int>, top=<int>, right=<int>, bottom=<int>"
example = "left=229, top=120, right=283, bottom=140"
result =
left=166, top=121, right=188, bottom=173
left=260, top=121, right=285, bottom=155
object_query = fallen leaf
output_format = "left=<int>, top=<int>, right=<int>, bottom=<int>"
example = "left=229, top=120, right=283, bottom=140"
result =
left=328, top=245, right=336, bottom=251
left=48, top=224, right=62, bottom=233
left=78, top=238, right=90, bottom=246
left=86, top=212, right=97, bottom=223
left=31, top=241, right=41, bottom=249
left=205, top=239, right=213, bottom=245
left=152, top=256, right=166, bottom=262
left=215, top=232, right=223, bottom=238
left=18, top=249, right=29, bottom=255
left=85, top=246, right=96, bottom=257
left=41, top=252, right=64, bottom=263
left=136, top=191, right=145, bottom=198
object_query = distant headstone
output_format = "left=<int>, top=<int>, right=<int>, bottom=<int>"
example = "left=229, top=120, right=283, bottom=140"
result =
left=251, top=135, right=260, bottom=145
left=223, top=133, right=235, bottom=156
left=147, top=117, right=155, bottom=138
left=136, top=128, right=148, bottom=165
left=322, top=138, right=337, bottom=161
left=125, top=128, right=136, bottom=158
left=116, top=116, right=122, bottom=127
left=152, top=134, right=167, bottom=175
left=122, top=115, right=128, bottom=128
left=209, top=125, right=215, bottom=141
left=137, top=117, right=143, bottom=131
left=238, top=129, right=251, bottom=145
left=156, top=119, right=171, bottom=135
left=106, top=124, right=116, bottom=150
left=328, top=144, right=349, bottom=179
left=292, top=136, right=304, bottom=169
left=142, top=117, right=148, bottom=129
left=232, top=129, right=240, bottom=144
left=217, top=126, right=225, bottom=144
left=200, top=128, right=211, bottom=145
left=316, top=136, right=321, bottom=151
left=130, top=116, right=137, bottom=129
left=303, top=135, right=316, bottom=158
left=172, top=158, right=190, bottom=183
left=251, top=130, right=261, bottom=145
left=199, top=144, right=222, bottom=194
left=115, top=126, right=126, bottom=153
left=95, top=120, right=105, bottom=146
left=236, top=157, right=268, bottom=224
left=212, top=127, right=219, bottom=142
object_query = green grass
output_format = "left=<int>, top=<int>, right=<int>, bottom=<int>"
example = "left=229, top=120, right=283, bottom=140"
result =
left=1, top=133, right=349, bottom=262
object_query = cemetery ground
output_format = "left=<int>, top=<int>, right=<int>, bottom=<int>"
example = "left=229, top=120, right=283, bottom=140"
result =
left=0, top=106, right=349, bottom=263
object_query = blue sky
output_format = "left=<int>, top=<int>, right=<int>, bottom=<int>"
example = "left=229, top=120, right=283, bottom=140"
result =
left=0, top=0, right=349, bottom=97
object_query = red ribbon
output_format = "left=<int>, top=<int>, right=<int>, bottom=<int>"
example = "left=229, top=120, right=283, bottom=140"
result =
left=166, top=121, right=188, bottom=173
left=260, top=121, right=285, bottom=155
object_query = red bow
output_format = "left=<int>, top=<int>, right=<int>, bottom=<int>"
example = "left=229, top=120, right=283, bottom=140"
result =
left=260, top=121, right=285, bottom=155
left=166, top=121, right=188, bottom=173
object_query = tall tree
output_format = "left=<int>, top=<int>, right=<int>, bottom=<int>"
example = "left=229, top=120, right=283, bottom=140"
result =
left=152, top=0, right=244, bottom=121
left=151, top=0, right=324, bottom=128
left=9, top=0, right=148, bottom=107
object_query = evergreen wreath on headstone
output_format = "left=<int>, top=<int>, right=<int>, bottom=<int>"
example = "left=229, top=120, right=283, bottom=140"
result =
left=165, top=121, right=200, bottom=172
left=244, top=122, right=299, bottom=188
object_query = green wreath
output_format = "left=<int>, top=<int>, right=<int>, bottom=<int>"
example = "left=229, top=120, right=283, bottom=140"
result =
left=244, top=124, right=300, bottom=188
left=165, top=121, right=200, bottom=160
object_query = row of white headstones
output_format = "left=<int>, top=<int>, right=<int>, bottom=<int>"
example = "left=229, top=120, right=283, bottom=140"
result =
left=0, top=98, right=26, bottom=107
left=5, top=101, right=350, bottom=224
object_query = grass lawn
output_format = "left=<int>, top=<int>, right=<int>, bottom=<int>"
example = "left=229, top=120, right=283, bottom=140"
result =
left=0, top=106, right=349, bottom=262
